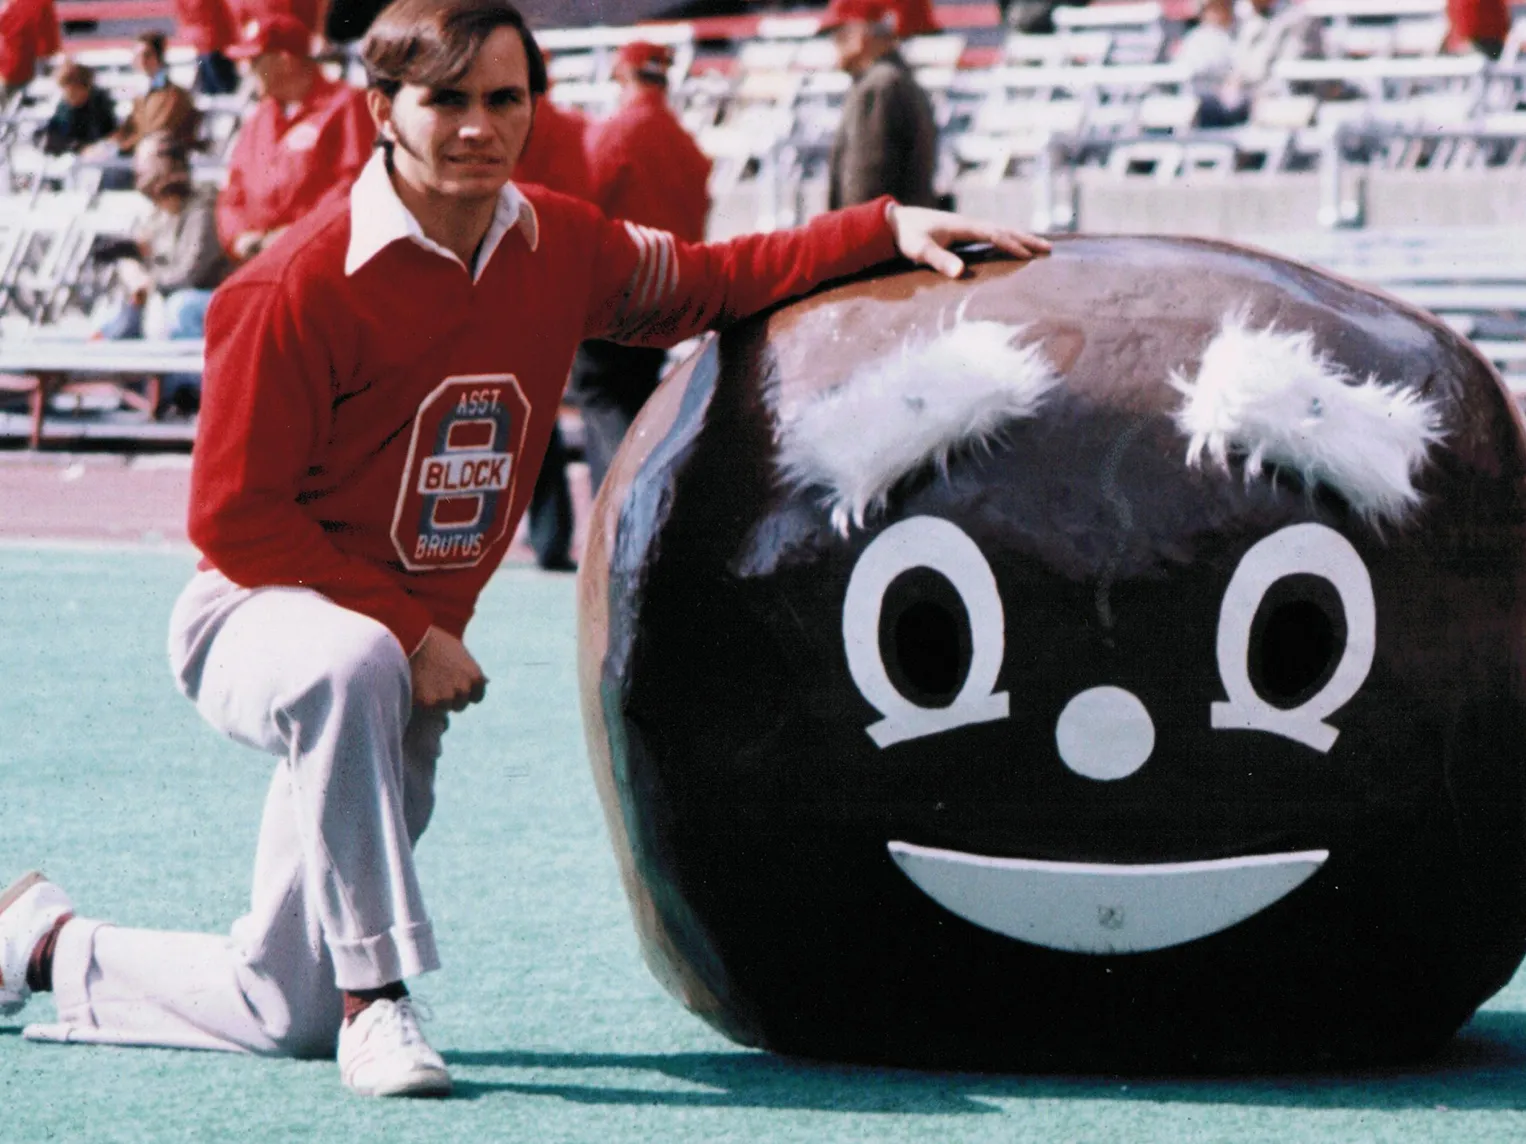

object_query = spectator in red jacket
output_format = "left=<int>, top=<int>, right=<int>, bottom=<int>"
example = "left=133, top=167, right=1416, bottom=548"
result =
left=514, top=77, right=594, bottom=571
left=217, top=13, right=375, bottom=262
left=575, top=40, right=714, bottom=493
left=589, top=41, right=709, bottom=240
left=1446, top=0, right=1512, bottom=58
left=0, top=0, right=61, bottom=98
left=174, top=0, right=242, bottom=94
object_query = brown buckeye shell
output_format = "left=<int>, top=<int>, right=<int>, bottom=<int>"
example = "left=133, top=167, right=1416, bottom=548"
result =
left=578, top=236, right=1526, bottom=1071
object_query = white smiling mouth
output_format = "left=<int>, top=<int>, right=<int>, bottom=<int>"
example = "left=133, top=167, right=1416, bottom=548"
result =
left=888, top=841, right=1328, bottom=954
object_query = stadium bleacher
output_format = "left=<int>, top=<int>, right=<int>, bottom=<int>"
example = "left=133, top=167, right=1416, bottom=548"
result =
left=1, top=0, right=1523, bottom=446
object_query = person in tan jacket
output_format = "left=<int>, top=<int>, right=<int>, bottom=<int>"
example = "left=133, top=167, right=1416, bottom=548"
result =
left=113, top=31, right=201, bottom=154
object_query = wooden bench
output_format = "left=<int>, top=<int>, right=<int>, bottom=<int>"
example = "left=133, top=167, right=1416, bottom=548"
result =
left=0, top=337, right=202, bottom=448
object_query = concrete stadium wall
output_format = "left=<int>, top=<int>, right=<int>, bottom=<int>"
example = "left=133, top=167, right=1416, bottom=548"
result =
left=1361, top=172, right=1526, bottom=230
left=949, top=171, right=1526, bottom=240
left=1073, top=172, right=1329, bottom=237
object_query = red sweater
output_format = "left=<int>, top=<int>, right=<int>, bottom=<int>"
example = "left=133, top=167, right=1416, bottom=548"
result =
left=190, top=184, right=898, bottom=653
left=0, top=0, right=60, bottom=88
left=216, top=75, right=374, bottom=250
left=589, top=88, right=712, bottom=241
left=173, top=0, right=238, bottom=54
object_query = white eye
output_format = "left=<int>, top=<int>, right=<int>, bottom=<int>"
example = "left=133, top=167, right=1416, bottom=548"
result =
left=1211, top=522, right=1375, bottom=752
left=842, top=516, right=1009, bottom=748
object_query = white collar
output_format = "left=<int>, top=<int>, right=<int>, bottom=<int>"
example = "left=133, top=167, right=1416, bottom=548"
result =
left=345, top=150, right=540, bottom=282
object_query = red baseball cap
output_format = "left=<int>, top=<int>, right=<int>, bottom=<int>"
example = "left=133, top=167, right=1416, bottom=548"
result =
left=818, top=0, right=896, bottom=31
left=613, top=40, right=673, bottom=79
left=226, top=13, right=311, bottom=60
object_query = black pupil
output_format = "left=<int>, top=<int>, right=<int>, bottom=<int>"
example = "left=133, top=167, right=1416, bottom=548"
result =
left=1249, top=576, right=1346, bottom=708
left=895, top=600, right=963, bottom=696
left=880, top=569, right=973, bottom=706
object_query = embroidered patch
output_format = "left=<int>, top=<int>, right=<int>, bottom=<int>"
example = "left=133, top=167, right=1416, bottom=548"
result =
left=390, top=375, right=531, bottom=571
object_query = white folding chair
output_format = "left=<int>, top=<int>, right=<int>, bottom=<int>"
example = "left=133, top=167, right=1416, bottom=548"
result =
left=1137, top=92, right=1201, bottom=135
left=1106, top=139, right=1184, bottom=179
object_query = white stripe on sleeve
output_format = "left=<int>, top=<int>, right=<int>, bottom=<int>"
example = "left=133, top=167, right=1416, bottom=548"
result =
left=625, top=222, right=660, bottom=310
left=613, top=223, right=684, bottom=340
left=620, top=222, right=653, bottom=319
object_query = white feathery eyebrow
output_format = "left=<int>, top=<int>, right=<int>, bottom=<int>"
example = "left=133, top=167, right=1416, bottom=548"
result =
left=1170, top=315, right=1445, bottom=527
left=776, top=318, right=1061, bottom=535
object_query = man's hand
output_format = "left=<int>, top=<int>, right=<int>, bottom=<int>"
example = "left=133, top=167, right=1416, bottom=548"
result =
left=410, top=625, right=488, bottom=712
left=232, top=231, right=265, bottom=261
left=886, top=203, right=1052, bottom=279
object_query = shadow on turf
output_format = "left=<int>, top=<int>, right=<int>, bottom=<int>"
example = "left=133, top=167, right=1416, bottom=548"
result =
left=442, top=1011, right=1526, bottom=1112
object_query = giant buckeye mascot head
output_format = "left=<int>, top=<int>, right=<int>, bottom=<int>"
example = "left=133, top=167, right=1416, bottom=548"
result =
left=576, top=236, right=1526, bottom=1071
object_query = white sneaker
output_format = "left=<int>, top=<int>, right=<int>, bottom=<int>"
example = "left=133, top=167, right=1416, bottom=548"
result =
left=337, top=997, right=452, bottom=1098
left=0, top=871, right=74, bottom=1018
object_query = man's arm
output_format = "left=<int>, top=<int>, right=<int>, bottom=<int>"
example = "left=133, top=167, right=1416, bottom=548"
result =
left=113, top=97, right=142, bottom=151
left=583, top=198, right=1049, bottom=347
left=216, top=126, right=254, bottom=252
left=172, top=86, right=203, bottom=149
left=189, top=280, right=435, bottom=654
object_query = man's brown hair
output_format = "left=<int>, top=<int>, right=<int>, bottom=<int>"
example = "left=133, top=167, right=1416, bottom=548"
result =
left=137, top=30, right=168, bottom=64
left=361, top=0, right=548, bottom=98
left=57, top=59, right=95, bottom=89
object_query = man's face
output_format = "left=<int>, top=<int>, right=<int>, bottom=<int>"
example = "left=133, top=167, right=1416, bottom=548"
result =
left=133, top=43, right=158, bottom=75
left=1200, top=0, right=1234, bottom=25
left=61, top=80, right=89, bottom=107
left=250, top=51, right=299, bottom=99
left=373, top=26, right=535, bottom=204
left=832, top=22, right=873, bottom=73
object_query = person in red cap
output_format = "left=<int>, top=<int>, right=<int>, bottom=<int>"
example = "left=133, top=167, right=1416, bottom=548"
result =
left=574, top=39, right=713, bottom=494
left=173, top=0, right=242, bottom=94
left=0, top=0, right=1047, bottom=1102
left=217, top=12, right=375, bottom=262
left=0, top=0, right=61, bottom=99
left=821, top=0, right=939, bottom=212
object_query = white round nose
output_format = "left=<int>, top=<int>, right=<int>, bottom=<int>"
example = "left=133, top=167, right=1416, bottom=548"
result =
left=1055, top=686, right=1155, bottom=781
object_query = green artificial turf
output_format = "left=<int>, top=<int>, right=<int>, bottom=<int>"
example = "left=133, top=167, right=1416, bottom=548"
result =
left=4, top=544, right=1526, bottom=1143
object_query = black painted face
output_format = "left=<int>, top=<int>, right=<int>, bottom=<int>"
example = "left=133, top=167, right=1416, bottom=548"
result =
left=585, top=240, right=1526, bottom=1071
left=837, top=515, right=1366, bottom=955
left=730, top=414, right=1389, bottom=944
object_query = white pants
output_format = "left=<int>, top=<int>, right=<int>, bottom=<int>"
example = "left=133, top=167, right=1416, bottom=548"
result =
left=27, top=570, right=445, bottom=1059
